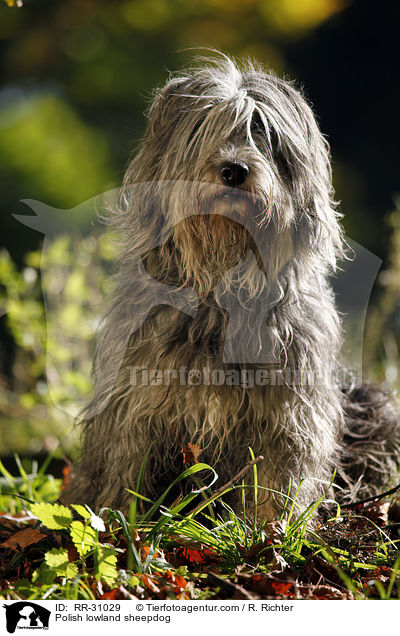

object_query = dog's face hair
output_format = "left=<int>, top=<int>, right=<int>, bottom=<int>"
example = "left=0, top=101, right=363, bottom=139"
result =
left=120, top=54, right=344, bottom=297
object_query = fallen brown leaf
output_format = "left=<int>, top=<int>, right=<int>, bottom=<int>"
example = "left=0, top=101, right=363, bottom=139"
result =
left=0, top=527, right=46, bottom=551
left=182, top=442, right=203, bottom=464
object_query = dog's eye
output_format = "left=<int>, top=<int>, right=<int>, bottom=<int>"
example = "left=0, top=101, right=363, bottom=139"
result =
left=250, top=111, right=266, bottom=138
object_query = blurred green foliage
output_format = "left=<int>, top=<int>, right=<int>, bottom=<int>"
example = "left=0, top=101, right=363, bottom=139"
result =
left=0, top=94, right=115, bottom=210
left=0, top=232, right=115, bottom=455
left=365, top=202, right=400, bottom=390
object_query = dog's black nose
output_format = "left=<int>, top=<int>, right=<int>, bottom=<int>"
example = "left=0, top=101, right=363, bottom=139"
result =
left=221, top=161, right=249, bottom=187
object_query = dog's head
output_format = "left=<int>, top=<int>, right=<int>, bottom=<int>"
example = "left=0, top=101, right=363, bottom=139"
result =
left=121, top=54, right=344, bottom=295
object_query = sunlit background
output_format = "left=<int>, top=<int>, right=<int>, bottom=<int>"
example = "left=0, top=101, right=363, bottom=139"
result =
left=0, top=0, right=399, bottom=467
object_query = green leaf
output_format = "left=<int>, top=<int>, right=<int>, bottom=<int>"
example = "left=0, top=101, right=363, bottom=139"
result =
left=71, top=504, right=91, bottom=519
left=30, top=502, right=73, bottom=529
left=129, top=574, right=140, bottom=588
left=32, top=563, right=56, bottom=586
left=70, top=520, right=97, bottom=556
left=45, top=547, right=69, bottom=569
left=97, top=546, right=118, bottom=586
left=44, top=548, right=78, bottom=578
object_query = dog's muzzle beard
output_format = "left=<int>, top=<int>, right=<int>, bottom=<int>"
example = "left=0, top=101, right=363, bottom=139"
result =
left=162, top=184, right=266, bottom=297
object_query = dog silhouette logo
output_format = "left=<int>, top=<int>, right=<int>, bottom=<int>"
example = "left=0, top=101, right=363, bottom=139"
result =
left=3, top=602, right=50, bottom=633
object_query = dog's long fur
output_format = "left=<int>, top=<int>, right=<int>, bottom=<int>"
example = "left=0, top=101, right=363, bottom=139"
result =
left=64, top=54, right=400, bottom=518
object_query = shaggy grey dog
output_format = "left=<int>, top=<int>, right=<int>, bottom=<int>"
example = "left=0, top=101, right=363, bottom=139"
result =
left=64, top=54, right=400, bottom=519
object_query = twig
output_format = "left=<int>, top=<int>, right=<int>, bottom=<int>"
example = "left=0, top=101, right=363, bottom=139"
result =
left=340, top=482, right=400, bottom=508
